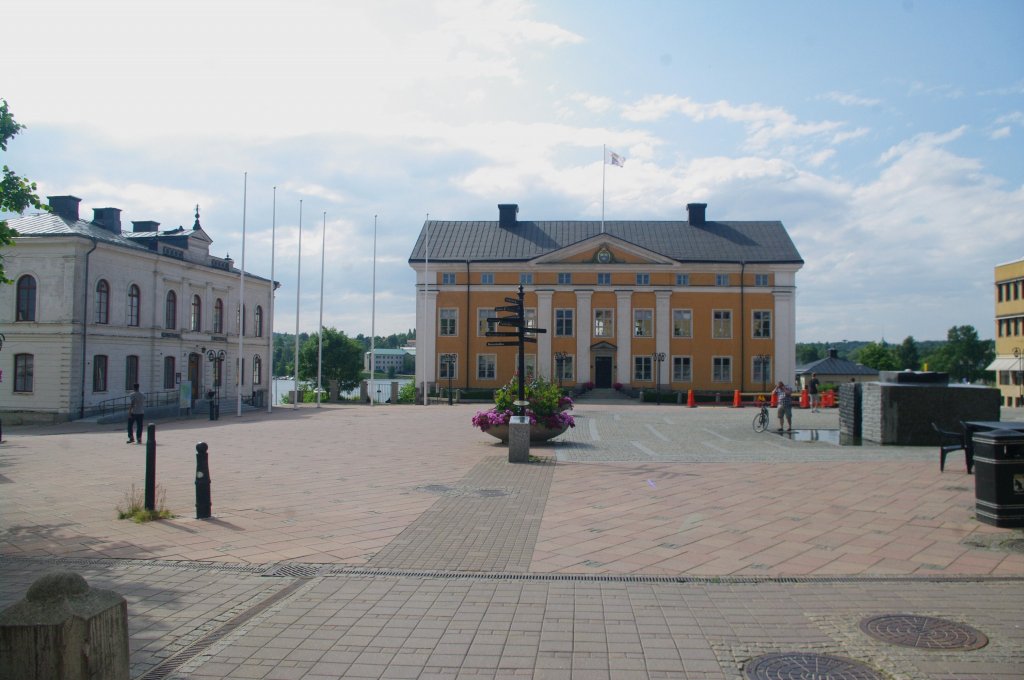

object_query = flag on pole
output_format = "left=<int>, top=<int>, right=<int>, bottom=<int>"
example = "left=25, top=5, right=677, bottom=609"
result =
left=605, top=149, right=626, bottom=167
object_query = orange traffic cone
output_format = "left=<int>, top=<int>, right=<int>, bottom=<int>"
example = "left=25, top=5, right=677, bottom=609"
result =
left=732, top=389, right=742, bottom=407
left=770, top=390, right=778, bottom=408
left=800, top=389, right=810, bottom=409
left=687, top=389, right=696, bottom=408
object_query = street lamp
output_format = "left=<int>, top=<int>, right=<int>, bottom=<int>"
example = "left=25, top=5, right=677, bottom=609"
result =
left=651, top=352, right=665, bottom=404
left=755, top=353, right=770, bottom=395
left=1014, top=347, right=1022, bottom=407
left=205, top=349, right=226, bottom=420
left=554, top=351, right=568, bottom=389
left=441, top=353, right=456, bottom=406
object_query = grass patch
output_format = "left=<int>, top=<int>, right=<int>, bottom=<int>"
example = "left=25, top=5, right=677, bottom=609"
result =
left=117, top=484, right=175, bottom=523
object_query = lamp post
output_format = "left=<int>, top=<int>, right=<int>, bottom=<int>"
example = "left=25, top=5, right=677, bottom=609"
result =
left=755, top=353, right=770, bottom=395
left=554, top=351, right=568, bottom=389
left=206, top=349, right=225, bottom=420
left=651, top=352, right=665, bottom=404
left=441, top=353, right=456, bottom=406
left=1015, top=347, right=1022, bottom=407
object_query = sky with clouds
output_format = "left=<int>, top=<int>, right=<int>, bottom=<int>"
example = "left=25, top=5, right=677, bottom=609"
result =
left=3, top=0, right=1022, bottom=343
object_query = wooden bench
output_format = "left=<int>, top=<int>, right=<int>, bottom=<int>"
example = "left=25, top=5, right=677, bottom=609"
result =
left=931, top=422, right=972, bottom=473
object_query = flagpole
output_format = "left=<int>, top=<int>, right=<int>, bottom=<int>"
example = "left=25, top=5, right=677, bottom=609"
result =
left=370, top=214, right=377, bottom=407
left=422, top=212, right=429, bottom=406
left=267, top=186, right=276, bottom=413
left=237, top=172, right=247, bottom=417
left=293, top=200, right=302, bottom=409
left=601, top=145, right=607, bottom=234
left=317, top=211, right=326, bottom=408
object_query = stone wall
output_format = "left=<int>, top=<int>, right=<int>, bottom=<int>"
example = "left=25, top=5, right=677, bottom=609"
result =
left=860, top=382, right=1001, bottom=445
left=838, top=382, right=862, bottom=438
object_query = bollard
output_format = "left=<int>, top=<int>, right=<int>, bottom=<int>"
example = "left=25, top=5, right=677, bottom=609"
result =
left=195, top=442, right=211, bottom=519
left=732, top=390, right=742, bottom=407
left=686, top=389, right=695, bottom=408
left=144, top=424, right=156, bottom=512
left=0, top=571, right=129, bottom=680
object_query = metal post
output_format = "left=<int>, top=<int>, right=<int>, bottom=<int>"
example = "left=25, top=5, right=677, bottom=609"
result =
left=144, top=424, right=156, bottom=512
left=652, top=352, right=665, bottom=404
left=195, top=442, right=211, bottom=519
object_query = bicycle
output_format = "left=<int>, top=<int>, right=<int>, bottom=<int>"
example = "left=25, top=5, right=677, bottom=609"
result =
left=752, top=402, right=770, bottom=432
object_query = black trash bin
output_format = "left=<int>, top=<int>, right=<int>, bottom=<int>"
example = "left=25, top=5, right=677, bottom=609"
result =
left=972, top=428, right=1024, bottom=528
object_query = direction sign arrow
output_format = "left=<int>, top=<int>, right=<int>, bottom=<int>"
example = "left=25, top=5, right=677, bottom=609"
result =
left=493, top=305, right=523, bottom=313
left=484, top=331, right=520, bottom=337
left=504, top=297, right=521, bottom=304
left=486, top=317, right=522, bottom=325
left=521, top=327, right=546, bottom=333
left=486, top=341, right=521, bottom=347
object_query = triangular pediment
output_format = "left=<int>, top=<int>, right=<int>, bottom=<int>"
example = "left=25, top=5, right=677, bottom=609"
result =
left=532, top=234, right=675, bottom=266
left=590, top=341, right=617, bottom=352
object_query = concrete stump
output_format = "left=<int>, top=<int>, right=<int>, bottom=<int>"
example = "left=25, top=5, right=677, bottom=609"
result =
left=508, top=417, right=530, bottom=463
left=0, top=571, right=129, bottom=680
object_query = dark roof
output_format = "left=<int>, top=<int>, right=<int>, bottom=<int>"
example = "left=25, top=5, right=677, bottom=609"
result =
left=408, top=219, right=803, bottom=264
left=796, top=356, right=878, bottom=376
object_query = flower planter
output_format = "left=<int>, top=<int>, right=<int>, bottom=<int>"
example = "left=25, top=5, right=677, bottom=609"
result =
left=481, top=423, right=569, bottom=443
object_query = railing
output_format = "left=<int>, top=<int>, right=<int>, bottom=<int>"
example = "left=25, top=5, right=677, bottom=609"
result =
left=86, top=389, right=182, bottom=418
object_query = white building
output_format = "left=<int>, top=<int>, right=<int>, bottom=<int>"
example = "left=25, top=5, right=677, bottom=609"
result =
left=0, top=195, right=276, bottom=422
left=363, top=348, right=412, bottom=374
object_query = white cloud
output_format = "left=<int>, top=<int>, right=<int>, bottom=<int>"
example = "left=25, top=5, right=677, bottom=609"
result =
left=819, top=91, right=882, bottom=107
left=991, top=126, right=1012, bottom=140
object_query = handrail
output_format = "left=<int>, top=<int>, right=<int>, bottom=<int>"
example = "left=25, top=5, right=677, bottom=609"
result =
left=85, top=389, right=182, bottom=417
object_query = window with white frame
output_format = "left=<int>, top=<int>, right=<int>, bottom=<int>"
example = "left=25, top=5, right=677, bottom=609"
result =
left=480, top=272, right=494, bottom=285
left=191, top=294, right=202, bottom=331
left=554, top=354, right=574, bottom=382
left=16, top=275, right=36, bottom=321
left=555, top=309, right=574, bottom=336
left=672, top=355, right=692, bottom=382
left=213, top=298, right=224, bottom=333
left=712, top=356, right=732, bottom=382
left=477, top=308, right=497, bottom=335
left=752, top=310, right=772, bottom=338
left=558, top=272, right=572, bottom=284
left=524, top=308, right=537, bottom=328
left=93, top=354, right=108, bottom=392
left=754, top=273, right=770, bottom=287
left=672, top=309, right=692, bottom=337
left=14, top=353, right=33, bottom=392
left=439, top=354, right=458, bottom=380
left=633, top=309, right=653, bottom=337
left=752, top=355, right=771, bottom=384
left=716, top=273, right=729, bottom=286
left=127, top=285, right=140, bottom=327
left=676, top=273, right=690, bottom=286
left=164, top=356, right=176, bottom=389
left=636, top=273, right=650, bottom=286
left=634, top=355, right=652, bottom=381
left=439, top=308, right=458, bottom=336
left=520, top=272, right=533, bottom=285
left=712, top=309, right=732, bottom=338
left=164, top=290, right=177, bottom=329
left=597, top=272, right=611, bottom=286
left=95, top=279, right=109, bottom=324
left=255, top=306, right=264, bottom=337
left=441, top=272, right=456, bottom=285
left=477, top=354, right=496, bottom=380
left=515, top=353, right=537, bottom=381
left=594, top=309, right=614, bottom=338
left=253, top=355, right=263, bottom=385
left=125, top=355, right=139, bottom=391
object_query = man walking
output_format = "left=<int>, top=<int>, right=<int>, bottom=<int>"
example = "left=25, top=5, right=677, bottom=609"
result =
left=127, top=384, right=145, bottom=444
left=808, top=372, right=821, bottom=412
left=772, top=380, right=793, bottom=432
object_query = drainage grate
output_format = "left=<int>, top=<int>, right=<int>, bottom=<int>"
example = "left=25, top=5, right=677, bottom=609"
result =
left=135, top=579, right=306, bottom=680
left=859, top=614, right=988, bottom=650
left=261, top=563, right=326, bottom=578
left=744, top=652, right=883, bottom=679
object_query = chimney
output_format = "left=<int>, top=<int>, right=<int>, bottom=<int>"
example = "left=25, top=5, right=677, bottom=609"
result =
left=686, top=203, right=707, bottom=226
left=132, top=220, right=160, bottom=233
left=92, top=207, right=122, bottom=234
left=498, top=203, right=518, bottom=228
left=828, top=348, right=839, bottom=359
left=48, top=195, right=82, bottom=221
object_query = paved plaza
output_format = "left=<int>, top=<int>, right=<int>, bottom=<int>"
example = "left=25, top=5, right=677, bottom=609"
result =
left=1, top=401, right=1022, bottom=679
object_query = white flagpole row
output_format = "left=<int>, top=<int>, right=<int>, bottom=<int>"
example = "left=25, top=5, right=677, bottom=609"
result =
left=293, top=200, right=302, bottom=409
left=601, top=145, right=606, bottom=234
left=370, top=215, right=378, bottom=406
left=317, top=212, right=326, bottom=408
left=422, top=212, right=429, bottom=406
left=267, top=186, right=276, bottom=413
left=238, top=172, right=247, bottom=417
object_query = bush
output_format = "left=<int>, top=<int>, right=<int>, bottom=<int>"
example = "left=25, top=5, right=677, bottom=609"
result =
left=398, top=381, right=416, bottom=403
left=472, top=377, right=575, bottom=431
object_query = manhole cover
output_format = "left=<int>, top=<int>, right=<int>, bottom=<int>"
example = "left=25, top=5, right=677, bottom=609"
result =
left=1002, top=538, right=1024, bottom=554
left=859, top=614, right=988, bottom=650
left=744, top=653, right=883, bottom=679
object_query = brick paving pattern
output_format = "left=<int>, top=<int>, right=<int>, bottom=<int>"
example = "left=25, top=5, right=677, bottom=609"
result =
left=2, top=401, right=1023, bottom=679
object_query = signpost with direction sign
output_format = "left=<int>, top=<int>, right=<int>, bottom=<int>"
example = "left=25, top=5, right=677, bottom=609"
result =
left=484, top=285, right=546, bottom=417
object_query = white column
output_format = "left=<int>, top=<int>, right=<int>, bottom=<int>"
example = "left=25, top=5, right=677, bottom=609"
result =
left=616, top=290, right=632, bottom=386
left=655, top=290, right=671, bottom=385
left=536, top=290, right=553, bottom=379
left=575, top=290, right=593, bottom=385
left=773, top=288, right=796, bottom=384
left=423, top=289, right=438, bottom=387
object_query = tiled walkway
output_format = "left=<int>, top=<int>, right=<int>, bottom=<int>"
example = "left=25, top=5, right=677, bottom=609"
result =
left=1, top=402, right=1022, bottom=679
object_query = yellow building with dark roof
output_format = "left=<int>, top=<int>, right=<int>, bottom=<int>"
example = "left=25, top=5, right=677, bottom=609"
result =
left=990, top=257, right=1024, bottom=407
left=408, top=203, right=803, bottom=397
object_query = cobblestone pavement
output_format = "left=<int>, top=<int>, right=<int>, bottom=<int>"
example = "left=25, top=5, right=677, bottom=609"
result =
left=2, top=402, right=1023, bottom=679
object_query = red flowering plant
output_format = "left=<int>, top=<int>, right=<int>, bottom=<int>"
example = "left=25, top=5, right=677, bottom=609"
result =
left=471, top=376, right=575, bottom=432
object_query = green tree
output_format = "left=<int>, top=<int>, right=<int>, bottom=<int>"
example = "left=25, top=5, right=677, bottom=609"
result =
left=924, top=325, right=994, bottom=382
left=796, top=343, right=824, bottom=365
left=1, top=99, right=47, bottom=283
left=298, top=327, right=364, bottom=391
left=852, top=341, right=899, bottom=371
left=896, top=336, right=920, bottom=371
